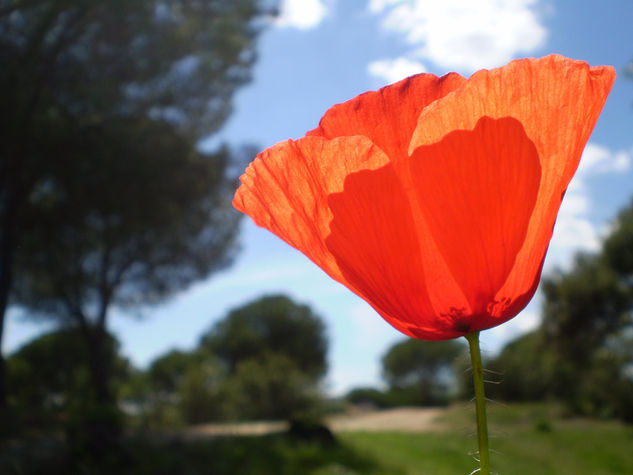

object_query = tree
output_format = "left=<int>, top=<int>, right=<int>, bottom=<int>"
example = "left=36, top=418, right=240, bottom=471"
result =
left=202, top=295, right=328, bottom=380
left=0, top=0, right=276, bottom=414
left=178, top=358, right=229, bottom=424
left=541, top=253, right=629, bottom=367
left=539, top=198, right=633, bottom=420
left=129, top=296, right=328, bottom=425
left=485, top=331, right=557, bottom=402
left=382, top=338, right=466, bottom=406
left=603, top=198, right=633, bottom=297
left=142, top=348, right=229, bottom=425
left=345, top=387, right=390, bottom=408
left=225, top=352, right=320, bottom=421
left=148, top=349, right=200, bottom=398
left=0, top=0, right=275, bottom=410
left=14, top=119, right=241, bottom=410
left=200, top=295, right=329, bottom=420
left=6, top=328, right=129, bottom=432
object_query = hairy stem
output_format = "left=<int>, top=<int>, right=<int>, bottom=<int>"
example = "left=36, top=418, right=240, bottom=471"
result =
left=465, top=331, right=490, bottom=474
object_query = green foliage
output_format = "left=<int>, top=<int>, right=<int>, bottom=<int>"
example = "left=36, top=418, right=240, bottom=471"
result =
left=381, top=338, right=466, bottom=406
left=122, top=295, right=329, bottom=425
left=0, top=0, right=275, bottom=415
left=2, top=0, right=274, bottom=317
left=604, top=199, right=633, bottom=281
left=5, top=327, right=130, bottom=444
left=123, top=348, right=230, bottom=427
left=541, top=253, right=629, bottom=366
left=202, top=295, right=328, bottom=380
left=200, top=295, right=328, bottom=421
left=147, top=349, right=198, bottom=396
left=7, top=328, right=128, bottom=411
left=575, top=345, right=633, bottom=421
left=1, top=0, right=273, bottom=137
left=198, top=296, right=328, bottom=422
left=512, top=198, right=633, bottom=422
left=485, top=331, right=557, bottom=402
left=178, top=356, right=230, bottom=424
left=15, top=120, right=241, bottom=322
left=489, top=327, right=633, bottom=422
left=225, top=352, right=322, bottom=421
left=345, top=387, right=391, bottom=408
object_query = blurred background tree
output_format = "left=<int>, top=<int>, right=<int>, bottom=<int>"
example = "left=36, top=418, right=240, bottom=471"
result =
left=0, top=0, right=277, bottom=451
left=13, top=120, right=239, bottom=410
left=6, top=328, right=129, bottom=423
left=344, top=338, right=466, bottom=408
left=542, top=199, right=633, bottom=421
left=487, top=198, right=633, bottom=422
left=111, top=295, right=328, bottom=427
left=484, top=331, right=556, bottom=403
left=381, top=338, right=466, bottom=407
left=200, top=295, right=328, bottom=421
left=201, top=294, right=328, bottom=379
left=142, top=348, right=228, bottom=426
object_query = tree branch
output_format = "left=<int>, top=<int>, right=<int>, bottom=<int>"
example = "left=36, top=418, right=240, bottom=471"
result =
left=0, top=0, right=46, bottom=18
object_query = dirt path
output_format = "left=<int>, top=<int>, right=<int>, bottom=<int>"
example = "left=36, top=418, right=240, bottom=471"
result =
left=184, top=407, right=447, bottom=438
left=327, top=407, right=446, bottom=432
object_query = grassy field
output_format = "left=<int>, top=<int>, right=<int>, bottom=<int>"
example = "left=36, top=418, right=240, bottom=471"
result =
left=339, top=403, right=633, bottom=474
left=3, top=403, right=633, bottom=474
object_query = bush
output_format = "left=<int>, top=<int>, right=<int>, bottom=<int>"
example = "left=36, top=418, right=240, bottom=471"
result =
left=224, top=352, right=323, bottom=421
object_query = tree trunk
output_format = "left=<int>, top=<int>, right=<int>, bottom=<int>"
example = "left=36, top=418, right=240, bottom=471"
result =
left=0, top=197, right=19, bottom=410
left=0, top=307, right=7, bottom=410
left=73, top=316, right=121, bottom=460
left=85, top=324, right=113, bottom=405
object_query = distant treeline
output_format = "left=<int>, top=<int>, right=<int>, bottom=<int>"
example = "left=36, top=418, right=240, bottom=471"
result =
left=7, top=295, right=329, bottom=431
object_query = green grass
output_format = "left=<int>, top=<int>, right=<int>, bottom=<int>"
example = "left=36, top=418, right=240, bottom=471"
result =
left=340, top=403, right=633, bottom=474
left=3, top=404, right=633, bottom=474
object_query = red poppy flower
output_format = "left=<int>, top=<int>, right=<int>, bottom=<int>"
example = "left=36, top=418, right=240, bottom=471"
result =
left=233, top=55, right=615, bottom=341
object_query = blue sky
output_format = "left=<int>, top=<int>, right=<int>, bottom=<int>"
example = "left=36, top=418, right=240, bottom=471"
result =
left=6, top=0, right=633, bottom=395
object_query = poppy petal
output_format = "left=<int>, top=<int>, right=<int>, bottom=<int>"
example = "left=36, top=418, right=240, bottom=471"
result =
left=410, top=116, right=541, bottom=332
left=325, top=164, right=467, bottom=341
left=233, top=135, right=390, bottom=286
left=409, top=55, right=615, bottom=327
left=308, top=72, right=465, bottom=161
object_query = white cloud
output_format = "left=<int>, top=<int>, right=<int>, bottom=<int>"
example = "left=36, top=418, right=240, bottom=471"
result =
left=550, top=215, right=601, bottom=256
left=578, top=142, right=612, bottom=172
left=369, top=0, right=547, bottom=73
left=275, top=0, right=331, bottom=30
left=367, top=57, right=426, bottom=84
left=578, top=142, right=631, bottom=175
left=368, top=0, right=401, bottom=13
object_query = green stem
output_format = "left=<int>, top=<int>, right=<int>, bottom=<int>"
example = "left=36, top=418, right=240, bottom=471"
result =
left=465, top=331, right=490, bottom=475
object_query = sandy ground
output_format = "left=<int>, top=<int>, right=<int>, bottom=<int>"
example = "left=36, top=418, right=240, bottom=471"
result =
left=184, top=407, right=447, bottom=439
left=327, top=407, right=446, bottom=433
